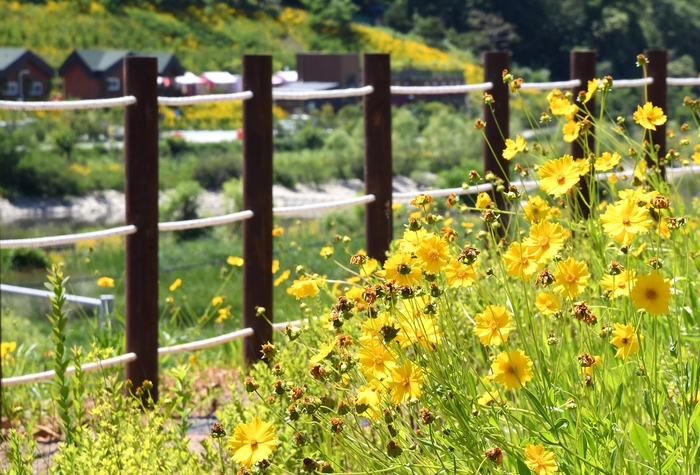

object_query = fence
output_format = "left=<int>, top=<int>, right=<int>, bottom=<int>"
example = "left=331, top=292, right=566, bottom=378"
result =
left=2, top=50, right=700, bottom=401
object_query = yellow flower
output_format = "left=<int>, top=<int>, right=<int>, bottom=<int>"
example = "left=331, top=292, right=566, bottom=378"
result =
left=211, top=295, right=226, bottom=306
left=229, top=417, right=278, bottom=467
left=608, top=173, right=618, bottom=184
left=392, top=202, right=403, bottom=211
left=169, top=278, right=182, bottom=291
left=594, top=152, right=621, bottom=172
left=399, top=228, right=428, bottom=253
left=387, top=361, right=423, bottom=404
left=360, top=312, right=394, bottom=343
left=491, top=349, right=533, bottom=390
left=274, top=269, right=290, bottom=287
left=549, top=96, right=578, bottom=119
left=538, top=155, right=581, bottom=196
left=477, top=389, right=505, bottom=406
left=633, top=102, right=667, bottom=130
left=272, top=226, right=284, bottom=237
left=355, top=379, right=384, bottom=417
left=360, top=257, right=380, bottom=277
left=522, top=196, right=550, bottom=223
left=444, top=259, right=477, bottom=287
left=502, top=135, right=527, bottom=160
left=309, top=339, right=336, bottom=365
left=618, top=187, right=658, bottom=208
left=599, top=199, right=654, bottom=245
left=227, top=256, right=244, bottom=267
left=629, top=271, right=672, bottom=316
left=358, top=342, right=397, bottom=379
left=524, top=444, right=558, bottom=475
left=286, top=276, right=322, bottom=299
left=97, top=276, right=114, bottom=288
left=319, top=246, right=334, bottom=259
left=216, top=307, right=231, bottom=323
left=552, top=258, right=590, bottom=298
left=573, top=158, right=590, bottom=176
left=582, top=78, right=597, bottom=104
left=271, top=259, right=279, bottom=274
left=396, top=316, right=442, bottom=349
left=562, top=121, right=581, bottom=143
left=585, top=355, right=602, bottom=376
left=383, top=251, right=422, bottom=286
left=693, top=145, right=700, bottom=165
left=601, top=270, right=637, bottom=298
left=610, top=323, right=642, bottom=359
left=473, top=305, right=514, bottom=346
left=475, top=192, right=492, bottom=209
left=522, top=220, right=565, bottom=264
left=415, top=233, right=450, bottom=273
left=1, top=341, right=17, bottom=363
left=535, top=292, right=561, bottom=316
left=502, top=242, right=539, bottom=280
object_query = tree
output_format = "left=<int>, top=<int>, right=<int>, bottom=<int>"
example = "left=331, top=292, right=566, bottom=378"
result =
left=301, top=0, right=359, bottom=51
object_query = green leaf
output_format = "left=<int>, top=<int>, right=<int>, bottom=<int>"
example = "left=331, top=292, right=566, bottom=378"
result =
left=630, top=422, right=653, bottom=463
left=524, top=388, right=551, bottom=425
left=643, top=389, right=654, bottom=418
left=613, top=382, right=624, bottom=411
left=516, top=458, right=531, bottom=475
left=553, top=418, right=569, bottom=431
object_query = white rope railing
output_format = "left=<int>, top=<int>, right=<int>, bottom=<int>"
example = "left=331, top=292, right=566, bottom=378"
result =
left=0, top=225, right=137, bottom=250
left=667, top=77, right=700, bottom=86
left=1, top=352, right=137, bottom=387
left=613, top=77, right=653, bottom=88
left=520, top=79, right=581, bottom=91
left=158, top=210, right=254, bottom=232
left=273, top=194, right=376, bottom=216
left=0, top=284, right=102, bottom=307
left=393, top=184, right=492, bottom=201
left=273, top=86, right=374, bottom=101
left=390, top=82, right=493, bottom=95
left=157, top=91, right=253, bottom=106
left=0, top=96, right=137, bottom=111
left=158, top=329, right=254, bottom=356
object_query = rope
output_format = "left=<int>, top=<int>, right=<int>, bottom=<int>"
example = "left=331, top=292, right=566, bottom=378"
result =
left=667, top=77, right=700, bottom=86
left=272, top=86, right=374, bottom=101
left=612, top=77, right=653, bottom=88
left=273, top=194, right=376, bottom=216
left=0, top=225, right=137, bottom=250
left=390, top=82, right=493, bottom=95
left=158, top=91, right=253, bottom=106
left=158, top=210, right=254, bottom=232
left=393, top=184, right=492, bottom=201
left=0, top=96, right=136, bottom=111
left=520, top=79, right=581, bottom=91
left=1, top=352, right=137, bottom=387
left=0, top=284, right=102, bottom=307
left=158, top=329, right=254, bottom=356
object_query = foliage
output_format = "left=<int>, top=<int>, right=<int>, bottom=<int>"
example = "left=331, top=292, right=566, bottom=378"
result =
left=160, top=180, right=209, bottom=241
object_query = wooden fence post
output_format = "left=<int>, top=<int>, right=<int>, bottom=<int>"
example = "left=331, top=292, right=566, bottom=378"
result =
left=645, top=49, right=667, bottom=179
left=124, top=56, right=159, bottom=402
left=242, top=55, right=273, bottom=365
left=363, top=53, right=393, bottom=261
left=483, top=51, right=509, bottom=234
left=570, top=50, right=596, bottom=219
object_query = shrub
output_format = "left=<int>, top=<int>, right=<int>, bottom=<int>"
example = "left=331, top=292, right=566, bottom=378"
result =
left=13, top=152, right=83, bottom=197
left=192, top=154, right=243, bottom=190
left=7, top=248, right=49, bottom=271
left=160, top=180, right=209, bottom=241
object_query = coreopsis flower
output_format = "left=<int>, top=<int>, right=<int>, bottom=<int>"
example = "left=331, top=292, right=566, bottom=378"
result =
left=387, top=361, right=423, bottom=404
left=444, top=259, right=478, bottom=287
left=271, top=259, right=279, bottom=274
left=473, top=305, right=515, bottom=346
left=610, top=323, right=642, bottom=359
left=478, top=389, right=505, bottom=406
left=211, top=295, right=226, bottom=306
left=573, top=158, right=590, bottom=176
left=633, top=102, right=667, bottom=130
left=594, top=151, right=621, bottom=172
left=396, top=316, right=442, bottom=349
left=562, top=121, right=581, bottom=143
left=552, top=257, right=590, bottom=298
left=358, top=342, right=397, bottom=379
left=618, top=187, right=658, bottom=208
left=522, top=220, right=565, bottom=264
left=601, top=270, right=637, bottom=298
left=169, top=278, right=182, bottom=291
left=227, top=256, right=244, bottom=266
left=475, top=192, right=492, bottom=209
left=524, top=444, right=558, bottom=475
left=415, top=233, right=451, bottom=273
left=522, top=196, right=551, bottom=222
left=503, top=135, right=527, bottom=160
left=1, top=341, right=17, bottom=365
left=309, top=339, right=335, bottom=365
left=274, top=269, right=290, bottom=287
left=537, top=155, right=581, bottom=196
left=360, top=312, right=394, bottom=343
left=502, top=242, right=539, bottom=280
left=355, top=379, right=384, bottom=418
left=216, top=307, right=231, bottom=323
left=272, top=226, right=284, bottom=237
left=383, top=252, right=422, bottom=286
left=319, top=246, right=334, bottom=259
left=229, top=417, right=278, bottom=467
left=599, top=199, right=654, bottom=245
left=692, top=145, right=700, bottom=165
left=629, top=271, right=672, bottom=316
left=287, top=276, right=322, bottom=299
left=535, top=292, right=562, bottom=316
left=97, top=276, right=114, bottom=287
left=581, top=78, right=597, bottom=104
left=549, top=96, right=578, bottom=119
left=491, top=349, right=534, bottom=390
left=584, top=355, right=602, bottom=376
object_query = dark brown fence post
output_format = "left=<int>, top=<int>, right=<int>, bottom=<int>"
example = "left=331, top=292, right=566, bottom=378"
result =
left=124, top=56, right=159, bottom=402
left=363, top=53, right=393, bottom=261
left=242, top=55, right=273, bottom=365
left=483, top=51, right=509, bottom=234
left=645, top=49, right=667, bottom=178
left=570, top=50, right=596, bottom=219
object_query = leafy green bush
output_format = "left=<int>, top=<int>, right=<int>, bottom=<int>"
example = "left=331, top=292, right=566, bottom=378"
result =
left=192, top=155, right=243, bottom=190
left=6, top=248, right=49, bottom=272
left=13, top=153, right=83, bottom=197
left=160, top=180, right=209, bottom=241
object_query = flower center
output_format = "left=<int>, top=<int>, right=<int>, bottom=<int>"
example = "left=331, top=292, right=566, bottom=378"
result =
left=622, top=217, right=631, bottom=227
left=250, top=439, right=258, bottom=448
left=428, top=250, right=440, bottom=260
left=566, top=273, right=576, bottom=284
left=402, top=377, right=410, bottom=387
left=621, top=337, right=628, bottom=344
left=645, top=289, right=658, bottom=301
left=556, top=174, right=566, bottom=185
left=397, top=263, right=412, bottom=275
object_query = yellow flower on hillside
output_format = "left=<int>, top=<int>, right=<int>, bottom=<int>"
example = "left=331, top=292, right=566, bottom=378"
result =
left=444, top=259, right=477, bottom=287
left=629, top=271, right=672, bottom=316
left=384, top=251, right=422, bottom=286
left=475, top=192, right=492, bottom=209
left=229, top=417, right=278, bottom=467
left=415, top=233, right=450, bottom=273
left=535, top=292, right=561, bottom=315
left=358, top=342, right=397, bottom=380
left=633, top=102, right=667, bottom=130
left=562, top=121, right=581, bottom=143
left=274, top=269, right=290, bottom=287
left=97, top=276, right=114, bottom=288
left=502, top=242, right=539, bottom=280
left=491, top=349, right=533, bottom=390
left=169, top=278, right=182, bottom=291
left=287, top=276, right=322, bottom=299
left=387, top=361, right=423, bottom=404
left=610, top=323, right=642, bottom=359
left=522, top=196, right=550, bottom=222
left=552, top=257, right=590, bottom=298
left=601, top=270, right=637, bottom=298
left=594, top=151, right=621, bottom=171
left=537, top=155, right=581, bottom=196
left=503, top=135, right=527, bottom=160
left=227, top=256, right=244, bottom=266
left=473, top=305, right=514, bottom=346
left=524, top=444, right=558, bottom=475
left=599, top=199, right=653, bottom=245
